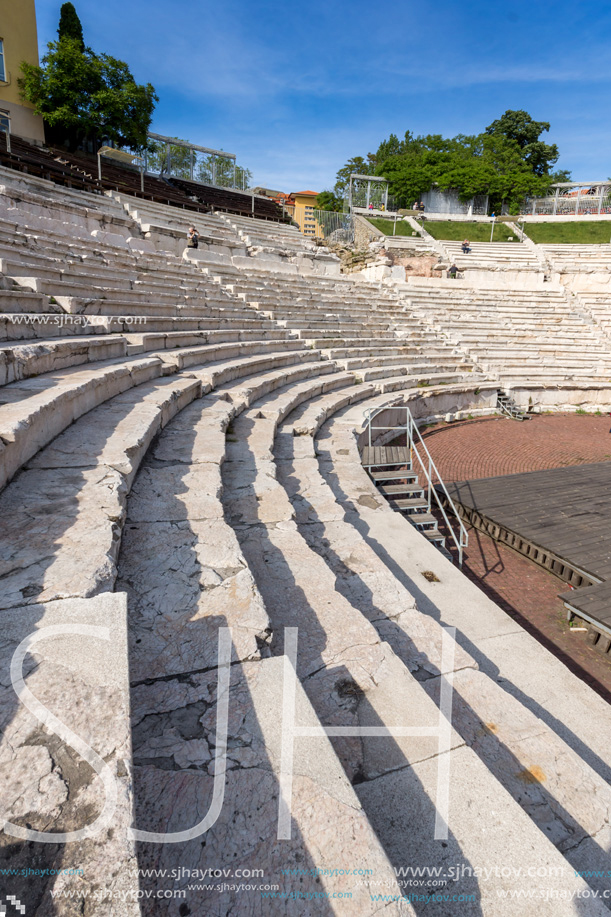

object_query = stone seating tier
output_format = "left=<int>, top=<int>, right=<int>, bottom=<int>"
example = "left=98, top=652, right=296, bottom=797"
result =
left=2, top=168, right=611, bottom=912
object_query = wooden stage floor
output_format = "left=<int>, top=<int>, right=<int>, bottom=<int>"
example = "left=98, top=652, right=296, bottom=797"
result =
left=445, top=463, right=611, bottom=637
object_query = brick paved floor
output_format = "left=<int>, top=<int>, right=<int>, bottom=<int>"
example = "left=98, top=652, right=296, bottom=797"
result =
left=416, top=413, right=611, bottom=699
left=421, top=412, right=611, bottom=483
left=439, top=517, right=611, bottom=701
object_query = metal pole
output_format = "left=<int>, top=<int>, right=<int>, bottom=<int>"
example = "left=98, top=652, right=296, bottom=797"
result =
left=598, top=185, right=604, bottom=216
left=190, top=148, right=194, bottom=181
left=166, top=142, right=171, bottom=175
left=384, top=183, right=388, bottom=209
left=490, top=216, right=495, bottom=242
left=97, top=152, right=102, bottom=182
left=233, top=160, right=236, bottom=189
left=140, top=165, right=144, bottom=193
left=553, top=187, right=559, bottom=216
left=366, top=180, right=370, bottom=210
left=212, top=155, right=216, bottom=186
left=575, top=187, right=580, bottom=215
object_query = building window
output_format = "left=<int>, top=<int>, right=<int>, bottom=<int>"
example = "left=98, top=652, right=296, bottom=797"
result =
left=0, top=40, right=5, bottom=83
left=0, top=110, right=9, bottom=136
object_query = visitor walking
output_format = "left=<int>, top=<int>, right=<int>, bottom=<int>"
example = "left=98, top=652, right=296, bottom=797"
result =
left=187, top=226, right=200, bottom=249
left=448, top=263, right=458, bottom=279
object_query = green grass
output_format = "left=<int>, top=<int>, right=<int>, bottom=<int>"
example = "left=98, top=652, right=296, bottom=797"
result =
left=367, top=218, right=422, bottom=237
left=423, top=221, right=520, bottom=242
left=524, top=221, right=611, bottom=244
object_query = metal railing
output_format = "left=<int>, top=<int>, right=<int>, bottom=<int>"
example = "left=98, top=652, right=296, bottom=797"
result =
left=292, top=208, right=354, bottom=243
left=363, top=404, right=469, bottom=566
left=524, top=183, right=611, bottom=216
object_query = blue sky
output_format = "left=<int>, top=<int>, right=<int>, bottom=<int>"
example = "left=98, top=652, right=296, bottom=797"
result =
left=35, top=0, right=611, bottom=191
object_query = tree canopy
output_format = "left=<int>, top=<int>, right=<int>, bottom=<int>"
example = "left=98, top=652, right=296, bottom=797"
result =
left=334, top=111, right=568, bottom=214
left=57, top=3, right=84, bottom=51
left=19, top=5, right=157, bottom=151
left=315, top=190, right=344, bottom=212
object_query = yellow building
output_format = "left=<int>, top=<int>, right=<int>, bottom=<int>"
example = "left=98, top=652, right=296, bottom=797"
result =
left=291, top=190, right=322, bottom=239
left=0, top=0, right=45, bottom=142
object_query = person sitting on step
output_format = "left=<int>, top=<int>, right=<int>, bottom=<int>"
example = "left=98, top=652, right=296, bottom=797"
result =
left=461, top=239, right=471, bottom=254
left=187, top=226, right=200, bottom=249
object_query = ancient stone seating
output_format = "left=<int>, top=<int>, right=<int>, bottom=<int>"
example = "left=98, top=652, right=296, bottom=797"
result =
left=403, top=282, right=611, bottom=384
left=441, top=239, right=542, bottom=271
left=541, top=243, right=611, bottom=272
left=2, top=169, right=611, bottom=913
left=577, top=291, right=611, bottom=337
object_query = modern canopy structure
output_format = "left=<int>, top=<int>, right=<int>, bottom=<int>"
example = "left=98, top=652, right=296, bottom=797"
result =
left=526, top=181, right=611, bottom=216
left=348, top=173, right=390, bottom=212
left=146, top=132, right=238, bottom=189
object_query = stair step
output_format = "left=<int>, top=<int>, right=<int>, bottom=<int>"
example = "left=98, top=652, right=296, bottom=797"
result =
left=409, top=512, right=439, bottom=530
left=378, top=481, right=420, bottom=494
left=384, top=486, right=426, bottom=501
left=369, top=467, right=413, bottom=481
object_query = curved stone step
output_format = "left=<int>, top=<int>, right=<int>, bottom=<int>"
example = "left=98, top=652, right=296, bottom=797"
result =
left=0, top=354, right=164, bottom=492
left=220, top=376, right=608, bottom=913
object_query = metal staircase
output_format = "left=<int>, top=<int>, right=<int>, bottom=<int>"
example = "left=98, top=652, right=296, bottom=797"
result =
left=361, top=406, right=468, bottom=565
left=497, top=389, right=529, bottom=421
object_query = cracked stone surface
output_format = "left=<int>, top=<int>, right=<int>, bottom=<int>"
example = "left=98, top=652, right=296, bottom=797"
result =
left=423, top=668, right=611, bottom=877
left=0, top=465, right=126, bottom=609
left=118, top=518, right=269, bottom=682
left=131, top=657, right=407, bottom=917
left=357, top=746, right=610, bottom=917
left=0, top=594, right=138, bottom=915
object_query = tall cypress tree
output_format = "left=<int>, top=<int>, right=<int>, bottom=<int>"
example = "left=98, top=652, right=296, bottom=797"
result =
left=57, top=3, right=85, bottom=52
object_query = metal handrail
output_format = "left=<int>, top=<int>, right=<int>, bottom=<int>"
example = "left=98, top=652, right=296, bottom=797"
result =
left=363, top=404, right=469, bottom=566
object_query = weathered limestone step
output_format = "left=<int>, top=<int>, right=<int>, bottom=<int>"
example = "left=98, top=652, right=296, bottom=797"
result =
left=188, top=348, right=330, bottom=390
left=220, top=381, right=606, bottom=914
left=278, top=390, right=611, bottom=895
left=222, top=385, right=465, bottom=783
left=0, top=287, right=51, bottom=313
left=152, top=338, right=312, bottom=371
left=0, top=375, right=200, bottom=609
left=0, top=355, right=164, bottom=492
left=0, top=593, right=138, bottom=916
left=0, top=334, right=129, bottom=385
left=129, top=656, right=406, bottom=916
left=320, top=399, right=611, bottom=892
left=357, top=746, right=607, bottom=917
left=118, top=360, right=348, bottom=683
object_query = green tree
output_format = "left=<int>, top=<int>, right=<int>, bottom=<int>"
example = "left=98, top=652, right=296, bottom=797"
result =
left=315, top=190, right=343, bottom=211
left=347, top=113, right=560, bottom=215
left=334, top=156, right=372, bottom=196
left=485, top=110, right=559, bottom=176
left=57, top=2, right=84, bottom=51
left=19, top=8, right=157, bottom=151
